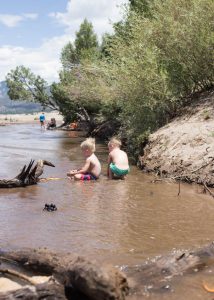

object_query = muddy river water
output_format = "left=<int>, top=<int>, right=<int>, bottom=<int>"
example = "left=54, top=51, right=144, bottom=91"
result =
left=1, top=124, right=214, bottom=299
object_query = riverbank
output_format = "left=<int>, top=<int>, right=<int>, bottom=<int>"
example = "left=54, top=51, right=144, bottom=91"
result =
left=140, top=89, right=214, bottom=187
left=0, top=111, right=63, bottom=125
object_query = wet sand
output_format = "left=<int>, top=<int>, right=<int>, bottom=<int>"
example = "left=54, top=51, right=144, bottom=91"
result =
left=0, top=111, right=63, bottom=125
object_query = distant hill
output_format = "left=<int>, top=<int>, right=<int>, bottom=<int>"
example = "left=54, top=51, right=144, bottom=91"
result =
left=0, top=81, right=43, bottom=114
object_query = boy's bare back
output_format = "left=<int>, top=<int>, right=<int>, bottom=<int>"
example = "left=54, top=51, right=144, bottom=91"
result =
left=86, top=153, right=101, bottom=178
left=109, top=148, right=129, bottom=170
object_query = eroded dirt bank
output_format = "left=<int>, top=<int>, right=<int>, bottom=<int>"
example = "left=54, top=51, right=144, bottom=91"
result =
left=140, top=90, right=214, bottom=187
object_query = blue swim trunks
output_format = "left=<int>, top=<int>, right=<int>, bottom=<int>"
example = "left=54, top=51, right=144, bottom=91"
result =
left=110, top=163, right=129, bottom=176
left=80, top=173, right=97, bottom=181
left=40, top=115, right=45, bottom=122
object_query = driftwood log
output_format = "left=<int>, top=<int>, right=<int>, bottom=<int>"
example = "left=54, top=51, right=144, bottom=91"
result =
left=0, top=160, right=55, bottom=188
left=2, top=243, right=214, bottom=299
left=0, top=248, right=129, bottom=300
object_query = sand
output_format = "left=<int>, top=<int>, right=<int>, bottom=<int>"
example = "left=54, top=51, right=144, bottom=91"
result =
left=140, top=90, right=214, bottom=186
left=0, top=111, right=64, bottom=125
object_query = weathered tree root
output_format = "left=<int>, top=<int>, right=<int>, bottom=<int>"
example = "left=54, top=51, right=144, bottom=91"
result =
left=0, top=160, right=55, bottom=188
left=0, top=248, right=129, bottom=300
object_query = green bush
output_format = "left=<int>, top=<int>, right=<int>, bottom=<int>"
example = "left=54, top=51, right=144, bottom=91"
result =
left=97, top=0, right=214, bottom=158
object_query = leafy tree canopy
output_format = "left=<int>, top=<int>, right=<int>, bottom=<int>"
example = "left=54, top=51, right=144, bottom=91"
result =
left=75, top=19, right=99, bottom=58
left=6, top=66, right=57, bottom=110
left=60, top=19, right=99, bottom=70
left=61, top=42, right=79, bottom=70
left=129, top=0, right=154, bottom=17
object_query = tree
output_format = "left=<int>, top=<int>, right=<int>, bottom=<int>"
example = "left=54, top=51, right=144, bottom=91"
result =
left=60, top=19, right=99, bottom=70
left=6, top=20, right=101, bottom=126
left=75, top=19, right=99, bottom=60
left=129, top=0, right=154, bottom=17
left=6, top=66, right=57, bottom=110
left=100, top=33, right=113, bottom=58
left=60, top=42, right=79, bottom=70
left=56, top=19, right=101, bottom=127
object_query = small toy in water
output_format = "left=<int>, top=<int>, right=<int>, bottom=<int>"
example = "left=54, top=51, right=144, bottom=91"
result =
left=43, top=203, right=57, bottom=212
left=39, top=177, right=63, bottom=182
left=202, top=281, right=214, bottom=292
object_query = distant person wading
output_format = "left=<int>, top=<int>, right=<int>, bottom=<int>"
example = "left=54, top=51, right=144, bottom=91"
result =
left=39, top=113, right=46, bottom=129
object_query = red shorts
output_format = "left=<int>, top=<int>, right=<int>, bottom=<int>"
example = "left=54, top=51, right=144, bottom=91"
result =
left=80, top=173, right=97, bottom=181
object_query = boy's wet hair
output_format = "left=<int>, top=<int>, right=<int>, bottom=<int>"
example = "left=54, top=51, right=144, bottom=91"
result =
left=108, top=137, right=121, bottom=147
left=80, top=137, right=96, bottom=152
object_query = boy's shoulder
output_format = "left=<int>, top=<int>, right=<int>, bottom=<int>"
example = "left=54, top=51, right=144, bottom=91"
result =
left=87, top=153, right=96, bottom=161
left=111, top=147, right=123, bottom=154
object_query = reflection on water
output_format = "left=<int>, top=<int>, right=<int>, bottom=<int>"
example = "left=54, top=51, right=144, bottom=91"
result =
left=1, top=124, right=214, bottom=299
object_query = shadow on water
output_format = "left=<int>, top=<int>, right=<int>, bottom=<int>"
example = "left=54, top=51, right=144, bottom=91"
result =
left=1, top=124, right=214, bottom=299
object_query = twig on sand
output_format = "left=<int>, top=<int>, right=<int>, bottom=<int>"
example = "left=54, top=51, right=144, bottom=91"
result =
left=202, top=181, right=214, bottom=198
left=0, top=268, right=36, bottom=285
left=190, top=157, right=214, bottom=174
left=177, top=180, right=181, bottom=196
left=150, top=178, right=163, bottom=183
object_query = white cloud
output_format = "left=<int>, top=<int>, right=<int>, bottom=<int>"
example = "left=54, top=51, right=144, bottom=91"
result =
left=50, top=0, right=128, bottom=40
left=23, top=13, right=38, bottom=20
left=0, top=14, right=23, bottom=27
left=0, top=13, right=38, bottom=28
left=0, top=34, right=71, bottom=83
left=0, top=1, right=128, bottom=83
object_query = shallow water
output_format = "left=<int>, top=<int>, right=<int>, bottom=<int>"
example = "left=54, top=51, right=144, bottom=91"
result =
left=1, top=124, right=214, bottom=299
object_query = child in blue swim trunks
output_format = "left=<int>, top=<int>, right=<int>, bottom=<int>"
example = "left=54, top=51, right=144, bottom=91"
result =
left=39, top=112, right=46, bottom=129
left=67, top=138, right=101, bottom=181
left=107, top=137, right=129, bottom=180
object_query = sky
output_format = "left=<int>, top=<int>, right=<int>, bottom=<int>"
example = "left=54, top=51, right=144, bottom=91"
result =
left=0, top=0, right=128, bottom=83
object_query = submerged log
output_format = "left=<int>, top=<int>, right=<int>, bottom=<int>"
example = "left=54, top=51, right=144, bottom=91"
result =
left=125, top=242, right=214, bottom=297
left=0, top=160, right=55, bottom=188
left=0, top=248, right=129, bottom=300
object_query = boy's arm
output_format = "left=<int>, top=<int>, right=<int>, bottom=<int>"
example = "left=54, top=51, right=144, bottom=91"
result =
left=67, top=159, right=91, bottom=176
left=74, top=158, right=91, bottom=174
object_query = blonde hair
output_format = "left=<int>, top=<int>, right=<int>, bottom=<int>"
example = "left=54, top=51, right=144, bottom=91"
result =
left=80, top=137, right=96, bottom=152
left=108, top=137, right=122, bottom=148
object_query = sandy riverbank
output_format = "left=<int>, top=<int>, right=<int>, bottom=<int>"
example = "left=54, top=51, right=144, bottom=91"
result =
left=140, top=89, right=214, bottom=186
left=0, top=111, right=64, bottom=125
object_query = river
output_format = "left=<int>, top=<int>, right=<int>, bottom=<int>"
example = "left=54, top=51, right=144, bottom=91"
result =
left=1, top=123, right=214, bottom=299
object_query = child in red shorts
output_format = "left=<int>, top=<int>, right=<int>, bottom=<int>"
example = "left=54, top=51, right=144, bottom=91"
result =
left=67, top=138, right=101, bottom=181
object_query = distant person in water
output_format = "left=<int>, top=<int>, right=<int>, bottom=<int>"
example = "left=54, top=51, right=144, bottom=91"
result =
left=70, top=121, right=78, bottom=130
left=67, top=138, right=101, bottom=181
left=47, top=118, right=56, bottom=130
left=39, top=112, right=46, bottom=129
left=107, top=137, right=130, bottom=180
